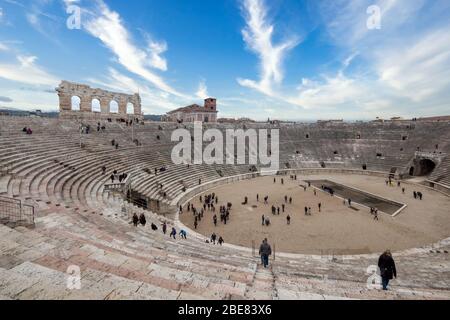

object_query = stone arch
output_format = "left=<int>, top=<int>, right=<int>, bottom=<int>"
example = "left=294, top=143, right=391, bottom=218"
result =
left=411, top=159, right=436, bottom=176
left=57, top=81, right=143, bottom=120
left=91, top=99, right=101, bottom=113
left=126, top=102, right=134, bottom=114
left=71, top=96, right=81, bottom=111
left=109, top=100, right=119, bottom=114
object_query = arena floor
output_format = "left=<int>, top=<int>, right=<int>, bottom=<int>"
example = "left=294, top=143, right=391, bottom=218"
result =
left=180, top=174, right=450, bottom=255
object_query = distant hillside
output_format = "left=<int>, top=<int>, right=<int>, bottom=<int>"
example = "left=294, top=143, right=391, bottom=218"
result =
left=144, top=114, right=162, bottom=121
left=0, top=107, right=59, bottom=118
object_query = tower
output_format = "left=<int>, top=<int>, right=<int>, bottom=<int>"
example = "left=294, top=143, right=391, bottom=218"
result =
left=204, top=98, right=217, bottom=111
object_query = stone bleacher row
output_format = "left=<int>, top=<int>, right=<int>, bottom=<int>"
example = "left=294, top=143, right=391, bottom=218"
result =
left=1, top=116, right=450, bottom=299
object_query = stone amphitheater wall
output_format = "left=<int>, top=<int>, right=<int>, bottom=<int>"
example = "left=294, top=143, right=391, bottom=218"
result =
left=56, top=80, right=144, bottom=120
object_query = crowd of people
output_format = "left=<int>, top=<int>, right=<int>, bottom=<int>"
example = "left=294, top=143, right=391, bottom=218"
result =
left=105, top=168, right=129, bottom=184
left=182, top=192, right=227, bottom=246
left=131, top=213, right=189, bottom=240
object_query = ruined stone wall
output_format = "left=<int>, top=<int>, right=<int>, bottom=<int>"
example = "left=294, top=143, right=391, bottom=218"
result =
left=56, top=80, right=143, bottom=120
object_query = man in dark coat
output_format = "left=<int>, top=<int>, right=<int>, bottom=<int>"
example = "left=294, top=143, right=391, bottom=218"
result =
left=139, top=213, right=146, bottom=226
left=132, top=213, right=139, bottom=227
left=378, top=250, right=397, bottom=290
left=259, top=238, right=272, bottom=268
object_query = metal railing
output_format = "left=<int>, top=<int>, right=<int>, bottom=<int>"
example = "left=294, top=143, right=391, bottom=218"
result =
left=0, top=196, right=35, bottom=227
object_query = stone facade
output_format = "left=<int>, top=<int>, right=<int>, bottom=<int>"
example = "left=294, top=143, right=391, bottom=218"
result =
left=56, top=80, right=144, bottom=120
left=163, top=98, right=218, bottom=123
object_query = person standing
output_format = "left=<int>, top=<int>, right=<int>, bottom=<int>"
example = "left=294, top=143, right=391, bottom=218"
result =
left=259, top=238, right=272, bottom=268
left=132, top=213, right=139, bottom=227
left=378, top=250, right=397, bottom=290
left=139, top=213, right=146, bottom=226
left=286, top=215, right=291, bottom=225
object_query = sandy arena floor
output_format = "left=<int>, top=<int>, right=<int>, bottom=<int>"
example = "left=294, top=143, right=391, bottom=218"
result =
left=180, top=174, right=450, bottom=255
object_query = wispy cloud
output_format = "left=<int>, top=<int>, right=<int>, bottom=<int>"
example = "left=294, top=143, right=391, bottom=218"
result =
left=0, top=42, right=9, bottom=51
left=195, top=80, right=209, bottom=99
left=86, top=68, right=186, bottom=114
left=147, top=40, right=168, bottom=71
left=237, top=0, right=300, bottom=96
left=78, top=0, right=183, bottom=97
left=376, top=27, right=450, bottom=102
left=0, top=54, right=59, bottom=86
left=0, top=96, right=13, bottom=103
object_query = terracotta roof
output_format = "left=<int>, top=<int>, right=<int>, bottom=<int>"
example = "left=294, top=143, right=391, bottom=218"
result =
left=167, top=104, right=217, bottom=114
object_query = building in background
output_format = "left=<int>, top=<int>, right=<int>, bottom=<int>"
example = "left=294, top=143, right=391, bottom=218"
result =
left=163, top=98, right=218, bottom=123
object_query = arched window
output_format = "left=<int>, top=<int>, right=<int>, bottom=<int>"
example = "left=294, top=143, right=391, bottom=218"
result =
left=110, top=100, right=119, bottom=113
left=71, top=96, right=81, bottom=111
left=126, top=102, right=134, bottom=114
left=92, top=99, right=101, bottom=112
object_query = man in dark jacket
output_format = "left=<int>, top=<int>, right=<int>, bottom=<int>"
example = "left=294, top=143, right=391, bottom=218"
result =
left=132, top=213, right=139, bottom=227
left=378, top=250, right=397, bottom=290
left=139, top=213, right=146, bottom=226
left=259, top=238, right=272, bottom=268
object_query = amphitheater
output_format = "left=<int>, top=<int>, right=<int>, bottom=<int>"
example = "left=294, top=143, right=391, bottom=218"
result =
left=1, top=115, right=450, bottom=300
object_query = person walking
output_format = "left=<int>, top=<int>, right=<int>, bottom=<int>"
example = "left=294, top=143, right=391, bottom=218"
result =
left=286, top=215, right=291, bottom=225
left=378, top=250, right=397, bottom=290
left=170, top=227, right=177, bottom=239
left=259, top=238, right=272, bottom=268
left=132, top=213, right=139, bottom=227
left=139, top=213, right=146, bottom=226
left=211, top=233, right=217, bottom=245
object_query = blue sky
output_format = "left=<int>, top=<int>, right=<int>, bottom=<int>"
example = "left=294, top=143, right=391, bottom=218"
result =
left=0, top=0, right=449, bottom=120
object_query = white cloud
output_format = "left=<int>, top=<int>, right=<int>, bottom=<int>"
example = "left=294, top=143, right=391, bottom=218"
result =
left=86, top=68, right=186, bottom=114
left=376, top=28, right=450, bottom=102
left=0, top=55, right=59, bottom=86
left=147, top=40, right=168, bottom=71
left=0, top=7, right=3, bottom=21
left=289, top=72, right=371, bottom=110
left=237, top=0, right=299, bottom=96
left=80, top=0, right=183, bottom=97
left=195, top=80, right=209, bottom=99
left=0, top=42, right=9, bottom=51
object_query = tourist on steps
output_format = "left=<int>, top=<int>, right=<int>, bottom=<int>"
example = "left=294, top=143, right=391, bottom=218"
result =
left=139, top=213, right=146, bottom=226
left=170, top=227, right=177, bottom=239
left=132, top=213, right=139, bottom=227
left=378, top=250, right=397, bottom=290
left=259, top=238, right=272, bottom=268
